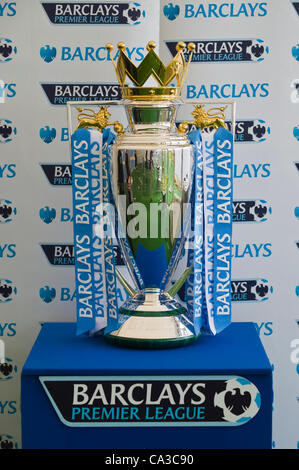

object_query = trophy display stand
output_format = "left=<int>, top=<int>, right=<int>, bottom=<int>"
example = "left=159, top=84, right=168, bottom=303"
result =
left=21, top=321, right=272, bottom=449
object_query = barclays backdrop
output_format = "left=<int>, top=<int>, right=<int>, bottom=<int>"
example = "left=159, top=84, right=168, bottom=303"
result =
left=0, top=0, right=297, bottom=450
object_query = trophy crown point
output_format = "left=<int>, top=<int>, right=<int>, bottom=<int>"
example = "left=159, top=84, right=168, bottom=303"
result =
left=117, top=42, right=126, bottom=51
left=107, top=39, right=195, bottom=100
left=188, top=42, right=196, bottom=52
left=105, top=43, right=114, bottom=52
left=176, top=41, right=186, bottom=51
left=146, top=41, right=156, bottom=51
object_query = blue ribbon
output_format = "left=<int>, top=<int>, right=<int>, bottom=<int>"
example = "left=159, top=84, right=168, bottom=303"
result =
left=212, top=127, right=233, bottom=334
left=187, top=129, right=204, bottom=336
left=72, top=128, right=101, bottom=335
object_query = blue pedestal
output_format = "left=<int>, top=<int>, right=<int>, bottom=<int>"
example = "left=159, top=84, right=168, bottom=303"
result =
left=21, top=322, right=272, bottom=449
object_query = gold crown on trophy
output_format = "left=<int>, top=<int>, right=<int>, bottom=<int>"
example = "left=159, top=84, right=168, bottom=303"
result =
left=105, top=40, right=195, bottom=100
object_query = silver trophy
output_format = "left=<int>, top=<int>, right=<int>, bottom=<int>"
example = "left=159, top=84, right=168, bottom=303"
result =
left=73, top=41, right=228, bottom=348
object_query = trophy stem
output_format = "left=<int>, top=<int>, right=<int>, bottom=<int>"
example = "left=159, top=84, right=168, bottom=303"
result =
left=105, top=288, right=199, bottom=349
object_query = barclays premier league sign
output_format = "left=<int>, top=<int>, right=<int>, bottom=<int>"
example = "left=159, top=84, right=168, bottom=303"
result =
left=41, top=2, right=146, bottom=25
left=40, top=376, right=261, bottom=427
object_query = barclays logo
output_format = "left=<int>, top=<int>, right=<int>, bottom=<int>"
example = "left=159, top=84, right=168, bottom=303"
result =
left=0, top=400, right=17, bottom=415
left=176, top=119, right=270, bottom=143
left=163, top=3, right=180, bottom=20
left=40, top=206, right=73, bottom=223
left=0, top=83, right=16, bottom=99
left=0, top=244, right=16, bottom=259
left=0, top=199, right=17, bottom=223
left=0, top=119, right=17, bottom=143
left=295, top=207, right=299, bottom=219
left=230, top=119, right=270, bottom=142
left=0, top=279, right=17, bottom=302
left=166, top=39, right=268, bottom=63
left=40, top=285, right=75, bottom=302
left=233, top=199, right=271, bottom=222
left=0, top=2, right=16, bottom=17
left=40, top=285, right=56, bottom=303
left=40, top=163, right=72, bottom=185
left=40, top=243, right=74, bottom=266
left=231, top=279, right=273, bottom=302
left=40, top=126, right=56, bottom=143
left=41, top=2, right=145, bottom=25
left=41, top=45, right=145, bottom=63
left=40, top=45, right=57, bottom=63
left=0, top=322, right=16, bottom=336
left=0, top=434, right=18, bottom=449
left=177, top=278, right=273, bottom=303
left=40, top=126, right=69, bottom=144
left=254, top=321, right=273, bottom=336
left=0, top=38, right=17, bottom=62
left=234, top=163, right=271, bottom=179
left=41, top=83, right=121, bottom=105
left=39, top=284, right=126, bottom=302
left=232, top=242, right=272, bottom=258
left=186, top=82, right=269, bottom=99
left=292, top=44, right=299, bottom=62
left=39, top=206, right=56, bottom=224
left=39, top=127, right=69, bottom=142
left=0, top=358, right=17, bottom=380
left=0, top=163, right=16, bottom=179
left=293, top=126, right=299, bottom=141
left=182, top=2, right=268, bottom=19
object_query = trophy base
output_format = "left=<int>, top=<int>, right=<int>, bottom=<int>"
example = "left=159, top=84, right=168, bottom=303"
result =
left=105, top=288, right=199, bottom=349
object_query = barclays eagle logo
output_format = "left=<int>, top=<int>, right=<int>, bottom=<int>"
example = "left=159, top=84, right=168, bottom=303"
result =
left=293, top=126, right=299, bottom=141
left=123, top=2, right=144, bottom=24
left=247, top=39, right=268, bottom=62
left=39, top=126, right=56, bottom=143
left=0, top=199, right=17, bottom=223
left=40, top=285, right=56, bottom=303
left=214, top=378, right=260, bottom=423
left=0, top=119, right=17, bottom=143
left=163, top=2, right=180, bottom=20
left=40, top=45, right=57, bottom=63
left=0, top=434, right=18, bottom=449
left=292, top=44, right=299, bottom=61
left=39, top=206, right=56, bottom=224
left=248, top=120, right=270, bottom=142
left=0, top=280, right=17, bottom=302
left=0, top=359, right=17, bottom=380
left=0, top=38, right=17, bottom=62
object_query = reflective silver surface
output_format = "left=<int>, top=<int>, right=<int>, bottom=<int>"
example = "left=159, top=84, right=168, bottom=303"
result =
left=108, top=101, right=197, bottom=347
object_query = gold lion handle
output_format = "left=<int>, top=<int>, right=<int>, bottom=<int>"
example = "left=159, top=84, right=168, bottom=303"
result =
left=75, top=105, right=124, bottom=135
left=177, top=104, right=228, bottom=134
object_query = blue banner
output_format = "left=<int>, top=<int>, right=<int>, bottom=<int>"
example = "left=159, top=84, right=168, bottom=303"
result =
left=212, top=127, right=233, bottom=334
left=186, top=129, right=204, bottom=336
left=187, top=128, right=233, bottom=336
left=72, top=128, right=102, bottom=335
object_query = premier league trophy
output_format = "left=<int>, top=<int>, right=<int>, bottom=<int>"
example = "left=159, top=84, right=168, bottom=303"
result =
left=70, top=41, right=234, bottom=348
